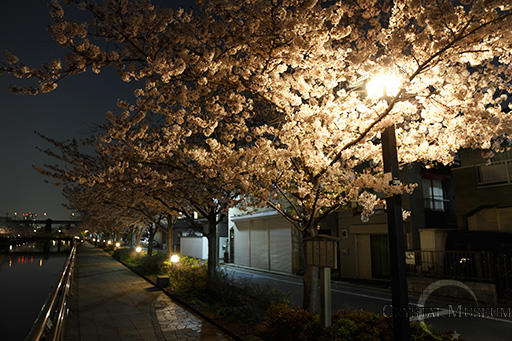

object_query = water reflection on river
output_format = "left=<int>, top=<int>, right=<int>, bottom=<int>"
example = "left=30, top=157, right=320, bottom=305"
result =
left=0, top=241, right=71, bottom=340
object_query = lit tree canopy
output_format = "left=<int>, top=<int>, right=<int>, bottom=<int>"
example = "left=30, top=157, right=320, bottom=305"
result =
left=3, top=0, right=512, bottom=311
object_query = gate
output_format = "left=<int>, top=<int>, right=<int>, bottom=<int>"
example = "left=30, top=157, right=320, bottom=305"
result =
left=496, top=255, right=512, bottom=302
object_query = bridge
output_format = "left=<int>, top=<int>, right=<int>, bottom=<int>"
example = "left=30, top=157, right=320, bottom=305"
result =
left=10, top=218, right=82, bottom=232
left=0, top=219, right=82, bottom=252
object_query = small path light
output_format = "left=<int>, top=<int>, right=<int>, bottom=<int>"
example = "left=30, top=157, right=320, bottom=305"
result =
left=170, top=254, right=180, bottom=273
left=135, top=246, right=142, bottom=253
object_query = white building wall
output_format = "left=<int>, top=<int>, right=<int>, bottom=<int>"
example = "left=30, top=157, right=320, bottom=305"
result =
left=180, top=237, right=208, bottom=259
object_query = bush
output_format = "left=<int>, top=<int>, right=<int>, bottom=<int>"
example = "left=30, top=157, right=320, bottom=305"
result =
left=135, top=252, right=168, bottom=275
left=208, top=271, right=288, bottom=323
left=263, top=304, right=459, bottom=341
left=264, top=303, right=321, bottom=341
left=164, top=256, right=287, bottom=323
left=326, top=310, right=393, bottom=340
left=113, top=248, right=168, bottom=275
left=166, top=256, right=208, bottom=294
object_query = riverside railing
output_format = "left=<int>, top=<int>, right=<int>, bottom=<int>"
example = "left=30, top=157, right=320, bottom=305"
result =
left=25, top=241, right=77, bottom=341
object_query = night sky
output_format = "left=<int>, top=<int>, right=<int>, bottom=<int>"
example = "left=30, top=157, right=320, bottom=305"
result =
left=0, top=1, right=193, bottom=220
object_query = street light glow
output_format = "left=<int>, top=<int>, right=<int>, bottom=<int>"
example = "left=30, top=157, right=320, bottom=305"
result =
left=366, top=74, right=401, bottom=98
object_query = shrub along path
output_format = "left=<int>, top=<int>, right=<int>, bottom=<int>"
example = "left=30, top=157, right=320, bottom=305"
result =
left=65, top=242, right=231, bottom=341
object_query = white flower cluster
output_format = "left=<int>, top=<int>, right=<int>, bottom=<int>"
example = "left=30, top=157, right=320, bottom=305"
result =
left=11, top=0, right=512, bottom=235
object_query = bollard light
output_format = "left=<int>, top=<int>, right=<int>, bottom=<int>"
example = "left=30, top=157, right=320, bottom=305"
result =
left=136, top=246, right=142, bottom=253
left=170, top=254, right=179, bottom=263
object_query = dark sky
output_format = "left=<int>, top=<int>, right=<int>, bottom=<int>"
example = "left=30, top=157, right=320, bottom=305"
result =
left=0, top=0, right=192, bottom=220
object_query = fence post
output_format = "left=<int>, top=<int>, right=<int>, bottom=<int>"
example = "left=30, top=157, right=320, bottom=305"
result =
left=475, top=253, right=482, bottom=281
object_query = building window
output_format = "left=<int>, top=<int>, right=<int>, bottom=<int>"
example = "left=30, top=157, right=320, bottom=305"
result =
left=423, top=178, right=445, bottom=211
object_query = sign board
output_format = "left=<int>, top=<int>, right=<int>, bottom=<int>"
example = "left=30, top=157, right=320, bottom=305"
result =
left=304, top=235, right=339, bottom=269
left=405, top=251, right=416, bottom=265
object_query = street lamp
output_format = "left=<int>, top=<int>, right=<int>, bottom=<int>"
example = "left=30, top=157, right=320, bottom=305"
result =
left=366, top=75, right=411, bottom=340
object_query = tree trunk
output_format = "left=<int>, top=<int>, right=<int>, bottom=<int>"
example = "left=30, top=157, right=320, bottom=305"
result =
left=205, top=213, right=218, bottom=292
left=165, top=215, right=175, bottom=259
left=133, top=226, right=142, bottom=249
left=301, top=224, right=320, bottom=313
left=302, top=263, right=320, bottom=313
left=148, top=224, right=157, bottom=257
left=166, top=228, right=173, bottom=259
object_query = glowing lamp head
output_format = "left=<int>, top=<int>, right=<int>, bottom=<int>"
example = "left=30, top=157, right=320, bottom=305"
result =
left=135, top=246, right=142, bottom=253
left=170, top=255, right=179, bottom=263
left=366, top=74, right=401, bottom=98
left=115, top=242, right=120, bottom=247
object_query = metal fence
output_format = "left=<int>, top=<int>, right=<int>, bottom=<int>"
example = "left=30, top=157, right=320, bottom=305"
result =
left=406, top=250, right=495, bottom=282
left=496, top=254, right=512, bottom=302
left=25, top=241, right=77, bottom=341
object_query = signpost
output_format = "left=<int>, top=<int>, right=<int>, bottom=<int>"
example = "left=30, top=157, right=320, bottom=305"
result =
left=304, top=235, right=339, bottom=327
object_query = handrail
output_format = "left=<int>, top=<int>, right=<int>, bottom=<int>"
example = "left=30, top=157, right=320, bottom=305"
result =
left=25, top=241, right=77, bottom=341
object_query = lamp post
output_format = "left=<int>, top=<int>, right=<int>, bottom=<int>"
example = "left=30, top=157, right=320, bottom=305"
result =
left=367, top=76, right=411, bottom=340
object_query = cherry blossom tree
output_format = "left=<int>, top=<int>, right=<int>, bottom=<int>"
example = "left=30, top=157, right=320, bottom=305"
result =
left=35, top=132, right=179, bottom=256
left=35, top=116, right=243, bottom=289
left=3, top=0, right=512, bottom=312
left=96, top=110, right=247, bottom=289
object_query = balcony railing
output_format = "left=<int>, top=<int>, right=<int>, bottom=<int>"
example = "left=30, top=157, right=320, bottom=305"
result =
left=477, top=160, right=512, bottom=186
left=406, top=250, right=494, bottom=282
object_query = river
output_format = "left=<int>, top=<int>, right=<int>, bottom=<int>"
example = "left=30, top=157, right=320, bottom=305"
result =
left=0, top=240, right=72, bottom=340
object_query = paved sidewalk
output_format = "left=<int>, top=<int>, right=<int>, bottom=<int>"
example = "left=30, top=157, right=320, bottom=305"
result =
left=65, top=243, right=231, bottom=341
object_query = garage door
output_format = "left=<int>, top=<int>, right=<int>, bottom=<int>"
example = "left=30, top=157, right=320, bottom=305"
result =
left=233, top=214, right=292, bottom=273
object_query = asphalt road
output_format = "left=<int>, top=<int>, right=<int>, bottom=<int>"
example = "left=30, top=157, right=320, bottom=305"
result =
left=222, top=265, right=512, bottom=341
